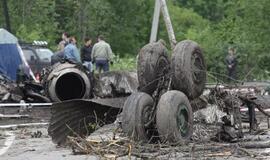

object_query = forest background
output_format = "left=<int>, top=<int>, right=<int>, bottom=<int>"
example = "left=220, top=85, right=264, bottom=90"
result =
left=1, top=0, right=270, bottom=82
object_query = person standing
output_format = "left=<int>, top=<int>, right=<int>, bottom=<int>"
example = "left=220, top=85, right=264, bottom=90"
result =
left=51, top=41, right=65, bottom=65
left=225, top=47, right=237, bottom=82
left=91, top=35, right=114, bottom=73
left=61, top=32, right=69, bottom=46
left=81, top=37, right=93, bottom=71
left=64, top=36, right=81, bottom=63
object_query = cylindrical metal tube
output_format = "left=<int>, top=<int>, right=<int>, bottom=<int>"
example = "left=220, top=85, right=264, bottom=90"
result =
left=159, top=0, right=177, bottom=49
left=43, top=63, right=91, bottom=102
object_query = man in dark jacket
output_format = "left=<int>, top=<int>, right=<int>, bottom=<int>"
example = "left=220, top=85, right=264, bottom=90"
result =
left=81, top=37, right=93, bottom=71
left=225, top=47, right=237, bottom=82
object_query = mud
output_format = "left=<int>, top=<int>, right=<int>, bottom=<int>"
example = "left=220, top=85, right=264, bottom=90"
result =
left=0, top=106, right=51, bottom=125
left=0, top=79, right=269, bottom=159
left=0, top=126, right=98, bottom=160
left=1, top=111, right=270, bottom=160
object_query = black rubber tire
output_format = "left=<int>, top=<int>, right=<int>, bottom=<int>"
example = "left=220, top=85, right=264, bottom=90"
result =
left=122, top=92, right=154, bottom=142
left=137, top=41, right=169, bottom=95
left=171, top=40, right=206, bottom=99
left=156, top=90, right=193, bottom=143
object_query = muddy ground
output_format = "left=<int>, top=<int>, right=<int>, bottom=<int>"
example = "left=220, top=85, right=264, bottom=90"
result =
left=0, top=126, right=99, bottom=160
left=0, top=124, right=269, bottom=160
left=1, top=107, right=270, bottom=160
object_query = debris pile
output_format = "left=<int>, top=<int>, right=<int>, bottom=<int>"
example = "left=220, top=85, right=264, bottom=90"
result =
left=47, top=67, right=138, bottom=145
left=41, top=62, right=138, bottom=102
left=67, top=122, right=270, bottom=159
left=0, top=62, right=139, bottom=103
left=0, top=74, right=16, bottom=102
left=93, top=71, right=138, bottom=98
left=64, top=83, right=270, bottom=159
left=0, top=73, right=49, bottom=103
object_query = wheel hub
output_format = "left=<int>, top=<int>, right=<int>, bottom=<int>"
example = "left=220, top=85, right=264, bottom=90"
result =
left=143, top=105, right=153, bottom=127
left=155, top=56, right=169, bottom=78
left=191, top=51, right=204, bottom=84
left=177, top=105, right=189, bottom=136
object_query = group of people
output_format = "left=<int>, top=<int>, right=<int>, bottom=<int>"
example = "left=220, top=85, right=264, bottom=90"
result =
left=52, top=33, right=238, bottom=82
left=52, top=33, right=114, bottom=73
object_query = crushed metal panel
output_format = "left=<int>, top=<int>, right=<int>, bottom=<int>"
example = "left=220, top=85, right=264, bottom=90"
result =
left=48, top=98, right=126, bottom=146
left=89, top=97, right=127, bottom=109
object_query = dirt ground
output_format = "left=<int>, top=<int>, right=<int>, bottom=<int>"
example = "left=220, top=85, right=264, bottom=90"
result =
left=1, top=120, right=270, bottom=160
left=0, top=126, right=99, bottom=160
left=1, top=95, right=270, bottom=159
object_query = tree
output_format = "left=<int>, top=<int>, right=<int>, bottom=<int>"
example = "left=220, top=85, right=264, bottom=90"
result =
left=1, top=0, right=11, bottom=32
left=1, top=0, right=269, bottom=80
left=7, top=0, right=58, bottom=46
left=175, top=0, right=228, bottom=22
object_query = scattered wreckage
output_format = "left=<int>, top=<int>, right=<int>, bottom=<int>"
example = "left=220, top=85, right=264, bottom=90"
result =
left=30, top=37, right=263, bottom=151
left=43, top=41, right=270, bottom=158
left=45, top=41, right=270, bottom=158
left=1, top=0, right=270, bottom=158
left=0, top=73, right=49, bottom=103
left=198, top=84, right=270, bottom=142
left=121, top=40, right=206, bottom=143
left=0, top=22, right=268, bottom=157
left=62, top=80, right=270, bottom=159
left=46, top=39, right=207, bottom=145
left=0, top=61, right=139, bottom=132
left=1, top=44, right=270, bottom=159
left=45, top=62, right=138, bottom=145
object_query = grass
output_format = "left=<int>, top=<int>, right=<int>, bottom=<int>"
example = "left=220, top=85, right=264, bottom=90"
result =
left=111, top=55, right=137, bottom=71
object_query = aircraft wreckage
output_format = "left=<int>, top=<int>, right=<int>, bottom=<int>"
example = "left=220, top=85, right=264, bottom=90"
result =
left=1, top=0, right=269, bottom=151
left=46, top=41, right=270, bottom=147
left=46, top=38, right=207, bottom=145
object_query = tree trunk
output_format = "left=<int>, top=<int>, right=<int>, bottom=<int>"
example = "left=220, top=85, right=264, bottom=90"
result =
left=2, top=0, right=11, bottom=33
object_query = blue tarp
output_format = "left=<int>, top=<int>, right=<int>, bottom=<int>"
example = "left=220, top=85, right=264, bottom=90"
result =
left=0, top=29, right=23, bottom=81
left=0, top=43, right=22, bottom=80
left=0, top=28, right=35, bottom=82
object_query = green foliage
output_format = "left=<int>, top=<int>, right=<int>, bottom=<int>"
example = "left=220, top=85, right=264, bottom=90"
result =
left=7, top=0, right=58, bottom=46
left=16, top=25, right=41, bottom=41
left=111, top=55, right=137, bottom=71
left=173, top=0, right=270, bottom=81
left=54, top=0, right=154, bottom=55
left=0, top=4, right=4, bottom=28
left=1, top=0, right=270, bottom=81
left=175, top=0, right=228, bottom=22
left=259, top=55, right=270, bottom=70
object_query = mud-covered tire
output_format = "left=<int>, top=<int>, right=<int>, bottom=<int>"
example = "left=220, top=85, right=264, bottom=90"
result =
left=137, top=41, right=169, bottom=95
left=156, top=90, right=193, bottom=143
left=171, top=40, right=206, bottom=99
left=122, top=92, right=154, bottom=141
